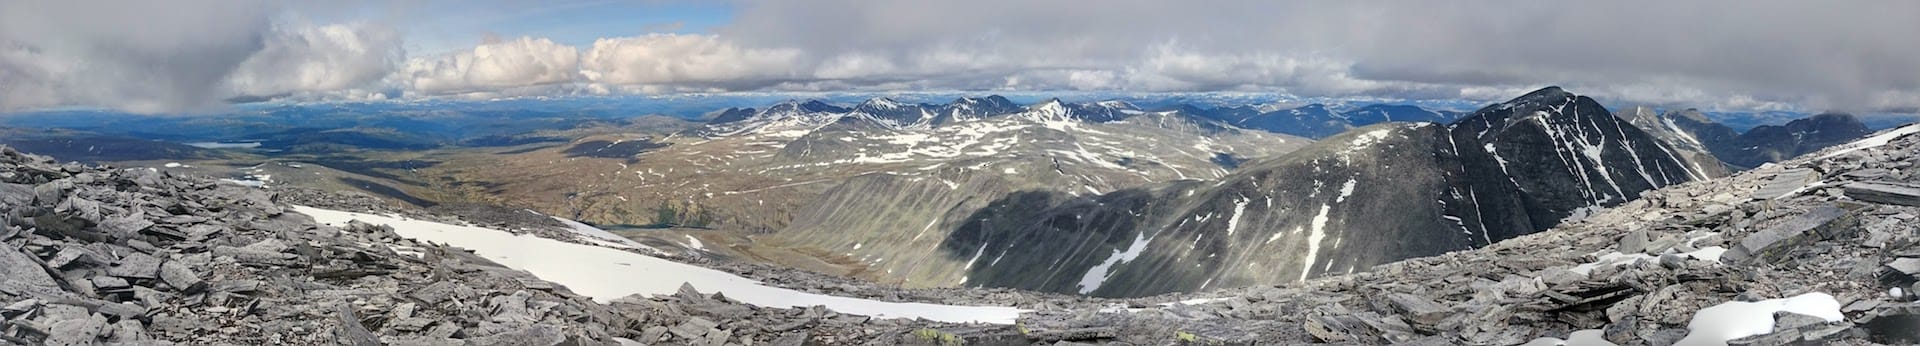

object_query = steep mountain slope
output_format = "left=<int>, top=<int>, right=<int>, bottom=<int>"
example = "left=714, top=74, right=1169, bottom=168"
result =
left=825, top=87, right=1714, bottom=297
left=1615, top=106, right=1733, bottom=178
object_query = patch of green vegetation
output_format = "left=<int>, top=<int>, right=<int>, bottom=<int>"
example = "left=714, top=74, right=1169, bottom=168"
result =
left=911, top=328, right=961, bottom=346
left=649, top=200, right=717, bottom=227
left=1176, top=330, right=1198, bottom=342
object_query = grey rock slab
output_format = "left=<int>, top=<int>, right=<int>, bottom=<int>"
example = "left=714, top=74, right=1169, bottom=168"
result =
left=1773, top=311, right=1828, bottom=331
left=43, top=315, right=108, bottom=346
left=1727, top=327, right=1800, bottom=346
left=1385, top=293, right=1450, bottom=326
left=466, top=325, right=565, bottom=346
left=158, top=260, right=202, bottom=292
left=1890, top=258, right=1920, bottom=276
left=1845, top=181, right=1920, bottom=207
left=1752, top=168, right=1820, bottom=200
left=1619, top=230, right=1650, bottom=254
left=108, top=252, right=162, bottom=279
left=0, top=241, right=60, bottom=295
left=1724, top=205, right=1858, bottom=264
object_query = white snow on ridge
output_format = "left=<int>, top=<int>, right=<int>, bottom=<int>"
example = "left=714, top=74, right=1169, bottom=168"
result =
left=293, top=206, right=1027, bottom=324
left=1820, top=123, right=1920, bottom=159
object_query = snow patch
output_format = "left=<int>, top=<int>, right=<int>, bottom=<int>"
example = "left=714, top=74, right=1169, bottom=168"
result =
left=1519, top=329, right=1615, bottom=346
left=293, top=206, right=1026, bottom=324
left=1675, top=292, right=1842, bottom=346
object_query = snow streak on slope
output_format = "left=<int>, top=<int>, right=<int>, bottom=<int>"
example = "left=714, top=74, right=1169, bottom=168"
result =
left=1075, top=231, right=1154, bottom=294
left=1819, top=123, right=1920, bottom=159
left=294, top=206, right=1027, bottom=324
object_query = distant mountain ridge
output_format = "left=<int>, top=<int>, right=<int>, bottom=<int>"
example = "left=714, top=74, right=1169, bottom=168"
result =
left=696, top=96, right=1462, bottom=140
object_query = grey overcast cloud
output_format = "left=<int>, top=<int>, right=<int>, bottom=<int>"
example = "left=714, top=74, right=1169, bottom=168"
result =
left=2, top=0, right=1917, bottom=114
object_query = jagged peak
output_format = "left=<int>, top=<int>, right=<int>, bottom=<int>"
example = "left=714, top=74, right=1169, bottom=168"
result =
left=857, top=97, right=910, bottom=110
left=1030, top=98, right=1068, bottom=113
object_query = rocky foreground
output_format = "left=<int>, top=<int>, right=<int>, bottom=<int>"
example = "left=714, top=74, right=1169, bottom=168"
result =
left=995, top=125, right=1920, bottom=345
left=0, top=146, right=1015, bottom=345
left=5, top=123, right=1920, bottom=345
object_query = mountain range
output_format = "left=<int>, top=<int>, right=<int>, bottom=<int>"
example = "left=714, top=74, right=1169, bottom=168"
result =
left=0, top=87, right=1886, bottom=300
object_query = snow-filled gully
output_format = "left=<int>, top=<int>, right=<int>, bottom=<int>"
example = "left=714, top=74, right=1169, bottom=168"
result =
left=292, top=206, right=1027, bottom=324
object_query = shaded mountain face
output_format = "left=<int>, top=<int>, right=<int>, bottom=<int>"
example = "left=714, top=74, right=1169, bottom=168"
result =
left=1713, top=113, right=1872, bottom=168
left=931, top=95, right=1022, bottom=125
left=1615, top=106, right=1734, bottom=178
left=1345, top=104, right=1458, bottom=124
left=862, top=87, right=1713, bottom=297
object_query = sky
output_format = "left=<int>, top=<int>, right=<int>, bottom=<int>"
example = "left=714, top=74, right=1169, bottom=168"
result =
left=3, top=0, right=1919, bottom=116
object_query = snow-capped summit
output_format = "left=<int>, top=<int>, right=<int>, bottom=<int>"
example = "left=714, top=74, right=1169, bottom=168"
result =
left=851, top=97, right=934, bottom=128
left=933, top=95, right=1023, bottom=125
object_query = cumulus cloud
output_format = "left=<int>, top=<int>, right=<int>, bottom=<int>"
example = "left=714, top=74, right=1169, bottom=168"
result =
left=229, top=23, right=404, bottom=98
left=0, top=0, right=277, bottom=113
left=0, top=0, right=403, bottom=113
left=580, top=34, right=802, bottom=89
left=6, top=0, right=1920, bottom=113
left=715, top=0, right=1920, bottom=112
left=400, top=37, right=580, bottom=96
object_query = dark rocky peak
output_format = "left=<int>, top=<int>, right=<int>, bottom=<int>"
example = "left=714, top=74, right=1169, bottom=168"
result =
left=705, top=107, right=758, bottom=124
left=851, top=97, right=929, bottom=127
left=1784, top=112, right=1871, bottom=134
left=1346, top=104, right=1452, bottom=125
left=1718, top=112, right=1873, bottom=168
left=1450, top=86, right=1702, bottom=219
left=932, top=95, right=1024, bottom=125
left=1063, top=100, right=1139, bottom=122
left=765, top=99, right=848, bottom=115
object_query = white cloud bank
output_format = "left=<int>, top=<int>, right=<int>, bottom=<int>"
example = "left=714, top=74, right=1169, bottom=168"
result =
left=3, top=0, right=1920, bottom=114
left=402, top=37, right=580, bottom=96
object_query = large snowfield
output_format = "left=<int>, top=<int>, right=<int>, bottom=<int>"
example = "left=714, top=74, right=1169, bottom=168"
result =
left=292, top=206, right=1026, bottom=324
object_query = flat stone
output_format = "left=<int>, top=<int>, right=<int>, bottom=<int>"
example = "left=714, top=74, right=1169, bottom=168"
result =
left=1845, top=181, right=1920, bottom=207
left=159, top=260, right=203, bottom=292
left=1890, top=258, right=1920, bottom=276
left=108, top=252, right=162, bottom=279
left=1385, top=293, right=1450, bottom=326
left=1752, top=168, right=1820, bottom=200
left=1619, top=231, right=1650, bottom=254
left=467, top=325, right=565, bottom=346
left=99, top=214, right=154, bottom=237
left=670, top=317, right=719, bottom=340
left=90, top=276, right=130, bottom=290
left=1723, top=206, right=1857, bottom=264
left=43, top=315, right=109, bottom=346
left=0, top=241, right=60, bottom=295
